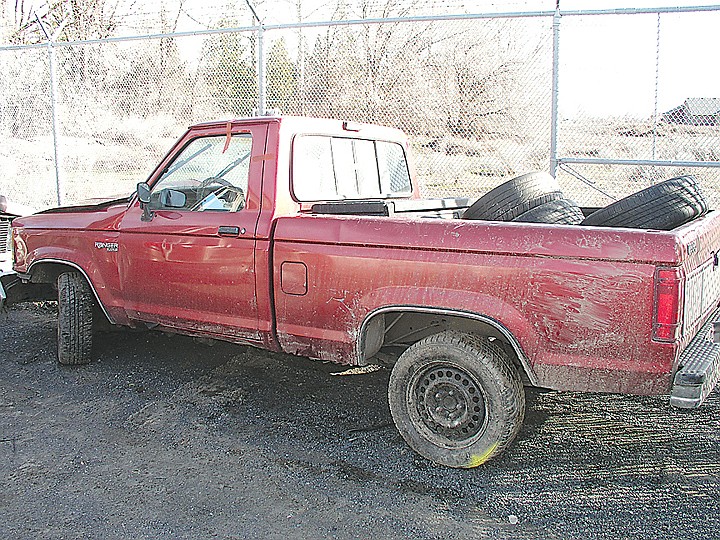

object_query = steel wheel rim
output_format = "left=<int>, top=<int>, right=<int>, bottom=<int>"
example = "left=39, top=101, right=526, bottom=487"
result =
left=408, top=362, right=488, bottom=448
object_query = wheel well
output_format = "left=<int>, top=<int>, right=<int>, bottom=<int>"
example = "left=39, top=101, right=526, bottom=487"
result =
left=29, top=262, right=78, bottom=285
left=28, top=261, right=113, bottom=325
left=359, top=309, right=535, bottom=386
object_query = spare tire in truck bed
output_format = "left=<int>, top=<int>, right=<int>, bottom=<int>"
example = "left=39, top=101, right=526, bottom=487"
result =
left=462, top=172, right=563, bottom=222
left=512, top=198, right=584, bottom=225
left=581, top=175, right=708, bottom=230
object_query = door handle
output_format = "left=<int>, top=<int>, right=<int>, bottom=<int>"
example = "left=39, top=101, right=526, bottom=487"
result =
left=218, top=226, right=240, bottom=237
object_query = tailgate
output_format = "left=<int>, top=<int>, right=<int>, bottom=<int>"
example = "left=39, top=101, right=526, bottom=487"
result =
left=680, top=210, right=720, bottom=343
left=671, top=210, right=720, bottom=407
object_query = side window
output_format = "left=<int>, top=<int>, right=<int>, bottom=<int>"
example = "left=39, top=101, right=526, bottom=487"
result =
left=292, top=135, right=412, bottom=201
left=377, top=141, right=412, bottom=194
left=292, top=136, right=336, bottom=201
left=150, top=134, right=252, bottom=212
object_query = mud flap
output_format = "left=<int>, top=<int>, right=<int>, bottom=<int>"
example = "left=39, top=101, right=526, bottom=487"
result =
left=0, top=273, right=55, bottom=310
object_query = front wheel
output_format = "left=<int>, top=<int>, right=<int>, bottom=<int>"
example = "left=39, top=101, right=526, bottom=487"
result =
left=388, top=331, right=525, bottom=468
left=57, top=271, right=94, bottom=365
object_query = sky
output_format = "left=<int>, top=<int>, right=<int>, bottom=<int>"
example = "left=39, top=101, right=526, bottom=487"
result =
left=555, top=3, right=720, bottom=117
left=476, top=2, right=720, bottom=116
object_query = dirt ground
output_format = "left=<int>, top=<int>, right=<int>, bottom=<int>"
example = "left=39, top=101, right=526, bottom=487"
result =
left=1, top=303, right=719, bottom=539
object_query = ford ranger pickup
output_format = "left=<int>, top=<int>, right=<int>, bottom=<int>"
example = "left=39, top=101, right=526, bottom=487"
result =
left=2, top=116, right=719, bottom=468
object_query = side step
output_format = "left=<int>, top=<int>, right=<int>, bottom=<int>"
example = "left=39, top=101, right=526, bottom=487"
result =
left=670, top=308, right=720, bottom=408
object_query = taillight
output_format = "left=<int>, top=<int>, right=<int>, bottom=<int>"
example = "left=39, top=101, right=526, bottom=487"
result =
left=653, top=267, right=683, bottom=342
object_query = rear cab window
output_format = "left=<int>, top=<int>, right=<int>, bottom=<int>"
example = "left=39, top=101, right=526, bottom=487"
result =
left=292, top=135, right=412, bottom=201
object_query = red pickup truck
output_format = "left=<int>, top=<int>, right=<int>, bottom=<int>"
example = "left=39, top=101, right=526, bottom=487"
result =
left=3, top=116, right=720, bottom=468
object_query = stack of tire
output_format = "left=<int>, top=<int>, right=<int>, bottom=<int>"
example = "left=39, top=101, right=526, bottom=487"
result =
left=580, top=175, right=708, bottom=230
left=461, top=172, right=582, bottom=225
left=461, top=172, right=709, bottom=231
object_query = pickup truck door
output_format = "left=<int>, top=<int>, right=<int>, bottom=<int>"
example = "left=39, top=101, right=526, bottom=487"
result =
left=117, top=123, right=267, bottom=343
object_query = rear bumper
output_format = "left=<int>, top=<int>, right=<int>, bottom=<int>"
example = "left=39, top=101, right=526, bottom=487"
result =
left=670, top=307, right=720, bottom=408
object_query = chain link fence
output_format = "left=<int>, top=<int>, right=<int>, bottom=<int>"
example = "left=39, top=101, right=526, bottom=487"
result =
left=555, top=8, right=720, bottom=207
left=0, top=6, right=718, bottom=210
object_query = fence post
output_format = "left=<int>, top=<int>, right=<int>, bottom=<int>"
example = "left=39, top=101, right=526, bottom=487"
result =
left=651, top=12, right=661, bottom=167
left=258, top=24, right=266, bottom=115
left=549, top=7, right=561, bottom=179
left=245, top=0, right=266, bottom=116
left=47, top=40, right=63, bottom=206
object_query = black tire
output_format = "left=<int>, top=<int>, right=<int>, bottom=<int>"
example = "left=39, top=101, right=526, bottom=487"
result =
left=581, top=176, right=708, bottom=230
left=513, top=198, right=584, bottom=225
left=388, top=331, right=525, bottom=468
left=462, top=171, right=562, bottom=221
left=57, top=271, right=94, bottom=365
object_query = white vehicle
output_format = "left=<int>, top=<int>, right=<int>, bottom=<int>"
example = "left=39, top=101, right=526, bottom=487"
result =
left=0, top=195, right=36, bottom=275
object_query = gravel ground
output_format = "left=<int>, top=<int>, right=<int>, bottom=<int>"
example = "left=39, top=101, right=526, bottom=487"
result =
left=1, top=303, right=719, bottom=539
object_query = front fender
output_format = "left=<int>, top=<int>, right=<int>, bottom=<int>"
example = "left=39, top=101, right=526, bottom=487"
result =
left=20, top=231, right=126, bottom=324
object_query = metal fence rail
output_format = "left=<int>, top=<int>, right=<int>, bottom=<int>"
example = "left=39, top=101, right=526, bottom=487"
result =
left=0, top=5, right=718, bottom=209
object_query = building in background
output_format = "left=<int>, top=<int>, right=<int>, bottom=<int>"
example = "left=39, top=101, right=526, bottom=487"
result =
left=663, top=98, right=720, bottom=126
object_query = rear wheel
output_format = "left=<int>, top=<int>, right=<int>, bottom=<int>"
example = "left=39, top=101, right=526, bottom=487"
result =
left=388, top=331, right=525, bottom=468
left=57, top=271, right=94, bottom=365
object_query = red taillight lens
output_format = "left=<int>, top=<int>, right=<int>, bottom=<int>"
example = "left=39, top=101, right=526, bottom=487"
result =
left=653, top=268, right=683, bottom=342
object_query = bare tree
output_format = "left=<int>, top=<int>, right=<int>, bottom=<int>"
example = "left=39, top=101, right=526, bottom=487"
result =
left=438, top=20, right=548, bottom=140
left=300, top=0, right=460, bottom=134
left=6, top=0, right=127, bottom=43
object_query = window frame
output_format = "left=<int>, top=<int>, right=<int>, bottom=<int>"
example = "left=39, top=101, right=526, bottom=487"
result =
left=290, top=134, right=413, bottom=203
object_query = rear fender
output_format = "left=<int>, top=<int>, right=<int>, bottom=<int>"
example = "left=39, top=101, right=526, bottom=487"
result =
left=356, top=286, right=542, bottom=384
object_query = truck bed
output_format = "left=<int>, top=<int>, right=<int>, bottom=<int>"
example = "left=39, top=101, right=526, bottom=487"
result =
left=271, top=209, right=720, bottom=396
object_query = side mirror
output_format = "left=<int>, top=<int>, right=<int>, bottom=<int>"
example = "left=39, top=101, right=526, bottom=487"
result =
left=137, top=182, right=151, bottom=204
left=159, top=188, right=186, bottom=209
left=137, top=182, right=154, bottom=222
